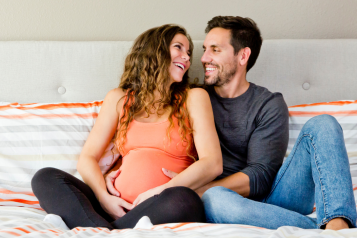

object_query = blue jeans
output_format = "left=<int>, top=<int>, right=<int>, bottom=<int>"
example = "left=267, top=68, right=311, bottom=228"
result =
left=202, top=115, right=356, bottom=229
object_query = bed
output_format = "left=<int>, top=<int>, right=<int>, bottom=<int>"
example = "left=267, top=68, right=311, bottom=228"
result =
left=1, top=40, right=357, bottom=237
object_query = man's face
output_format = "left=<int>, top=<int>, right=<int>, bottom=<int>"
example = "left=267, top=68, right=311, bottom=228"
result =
left=201, top=27, right=238, bottom=87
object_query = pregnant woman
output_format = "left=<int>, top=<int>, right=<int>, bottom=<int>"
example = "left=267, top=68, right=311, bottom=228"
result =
left=31, top=24, right=222, bottom=229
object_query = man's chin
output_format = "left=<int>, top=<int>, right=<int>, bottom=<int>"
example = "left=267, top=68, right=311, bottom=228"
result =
left=204, top=76, right=218, bottom=86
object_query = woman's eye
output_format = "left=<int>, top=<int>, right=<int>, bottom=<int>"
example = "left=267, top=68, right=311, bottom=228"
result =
left=175, top=45, right=181, bottom=49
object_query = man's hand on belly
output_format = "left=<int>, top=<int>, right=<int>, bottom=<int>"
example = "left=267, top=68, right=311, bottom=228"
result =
left=133, top=184, right=167, bottom=207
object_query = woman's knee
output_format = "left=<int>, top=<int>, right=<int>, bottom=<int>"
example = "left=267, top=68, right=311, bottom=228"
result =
left=31, top=167, right=63, bottom=195
left=162, top=186, right=201, bottom=205
left=160, top=186, right=205, bottom=222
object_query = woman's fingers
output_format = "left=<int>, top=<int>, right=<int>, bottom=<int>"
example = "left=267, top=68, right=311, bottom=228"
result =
left=113, top=169, right=121, bottom=178
left=120, top=198, right=134, bottom=211
left=162, top=168, right=178, bottom=179
left=105, top=170, right=121, bottom=196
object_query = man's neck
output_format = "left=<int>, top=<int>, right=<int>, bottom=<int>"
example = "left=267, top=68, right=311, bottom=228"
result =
left=214, top=74, right=250, bottom=99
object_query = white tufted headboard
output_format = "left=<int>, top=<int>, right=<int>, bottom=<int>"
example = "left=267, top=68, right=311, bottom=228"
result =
left=0, top=40, right=356, bottom=106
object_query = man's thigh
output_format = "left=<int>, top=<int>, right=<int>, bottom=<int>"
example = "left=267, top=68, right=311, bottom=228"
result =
left=202, top=186, right=317, bottom=229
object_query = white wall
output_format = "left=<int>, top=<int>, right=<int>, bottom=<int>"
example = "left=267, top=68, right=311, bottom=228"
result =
left=1, top=0, right=356, bottom=41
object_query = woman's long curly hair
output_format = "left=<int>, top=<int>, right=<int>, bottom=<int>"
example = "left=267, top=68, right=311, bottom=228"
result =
left=115, top=24, right=196, bottom=160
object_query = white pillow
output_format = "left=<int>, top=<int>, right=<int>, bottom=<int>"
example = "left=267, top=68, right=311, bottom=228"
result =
left=0, top=101, right=119, bottom=209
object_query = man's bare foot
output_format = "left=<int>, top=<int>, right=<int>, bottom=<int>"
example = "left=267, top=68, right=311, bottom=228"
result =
left=325, top=218, right=349, bottom=230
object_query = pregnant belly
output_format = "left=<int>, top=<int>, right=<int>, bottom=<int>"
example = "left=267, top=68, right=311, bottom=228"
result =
left=114, top=148, right=193, bottom=203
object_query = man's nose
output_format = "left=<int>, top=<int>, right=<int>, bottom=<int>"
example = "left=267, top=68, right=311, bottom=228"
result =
left=201, top=51, right=211, bottom=63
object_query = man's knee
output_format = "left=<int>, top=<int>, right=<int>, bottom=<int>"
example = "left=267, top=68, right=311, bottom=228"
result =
left=304, top=114, right=341, bottom=134
left=306, top=114, right=339, bottom=128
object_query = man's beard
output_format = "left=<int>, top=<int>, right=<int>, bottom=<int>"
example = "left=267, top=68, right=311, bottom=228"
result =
left=204, top=61, right=237, bottom=87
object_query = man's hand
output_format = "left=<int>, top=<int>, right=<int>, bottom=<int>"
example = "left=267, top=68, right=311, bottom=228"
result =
left=132, top=184, right=167, bottom=207
left=162, top=168, right=178, bottom=179
left=104, top=169, right=121, bottom=197
left=99, top=193, right=133, bottom=220
left=194, top=183, right=212, bottom=197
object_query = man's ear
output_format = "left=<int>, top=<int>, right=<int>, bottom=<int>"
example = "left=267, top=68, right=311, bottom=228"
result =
left=239, top=47, right=251, bottom=67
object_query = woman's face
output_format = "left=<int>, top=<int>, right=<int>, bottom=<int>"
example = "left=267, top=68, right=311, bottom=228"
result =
left=168, top=34, right=191, bottom=84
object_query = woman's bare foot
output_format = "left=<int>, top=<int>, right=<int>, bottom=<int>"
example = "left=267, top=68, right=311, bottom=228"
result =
left=325, top=218, right=349, bottom=230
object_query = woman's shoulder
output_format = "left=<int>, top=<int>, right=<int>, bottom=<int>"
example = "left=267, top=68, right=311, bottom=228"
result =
left=186, top=88, right=210, bottom=104
left=103, top=88, right=127, bottom=114
left=105, top=88, right=126, bottom=101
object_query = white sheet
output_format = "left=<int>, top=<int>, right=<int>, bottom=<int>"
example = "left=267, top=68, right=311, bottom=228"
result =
left=1, top=206, right=357, bottom=238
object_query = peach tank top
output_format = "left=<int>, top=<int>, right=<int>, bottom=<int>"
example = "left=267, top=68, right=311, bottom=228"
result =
left=114, top=96, right=195, bottom=203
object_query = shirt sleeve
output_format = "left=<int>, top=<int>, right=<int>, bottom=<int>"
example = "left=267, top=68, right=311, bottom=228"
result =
left=240, top=94, right=289, bottom=200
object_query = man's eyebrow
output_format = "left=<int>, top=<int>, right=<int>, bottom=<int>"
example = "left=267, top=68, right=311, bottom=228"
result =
left=203, top=44, right=220, bottom=49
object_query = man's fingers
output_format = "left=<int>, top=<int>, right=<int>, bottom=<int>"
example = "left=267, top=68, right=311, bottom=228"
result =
left=162, top=168, right=178, bottom=179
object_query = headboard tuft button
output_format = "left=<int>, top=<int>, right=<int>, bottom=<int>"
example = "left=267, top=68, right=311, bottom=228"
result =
left=302, top=82, right=310, bottom=90
left=58, top=86, right=66, bottom=94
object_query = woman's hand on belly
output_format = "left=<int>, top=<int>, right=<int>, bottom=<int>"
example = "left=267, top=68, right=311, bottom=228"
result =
left=99, top=193, right=133, bottom=220
left=132, top=184, right=168, bottom=207
left=104, top=169, right=121, bottom=197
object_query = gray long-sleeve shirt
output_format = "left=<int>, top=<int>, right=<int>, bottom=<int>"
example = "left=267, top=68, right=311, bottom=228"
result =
left=206, top=83, right=289, bottom=200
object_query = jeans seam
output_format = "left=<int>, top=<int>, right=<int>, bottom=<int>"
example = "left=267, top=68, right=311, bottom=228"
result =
left=265, top=134, right=309, bottom=200
left=310, top=134, right=329, bottom=222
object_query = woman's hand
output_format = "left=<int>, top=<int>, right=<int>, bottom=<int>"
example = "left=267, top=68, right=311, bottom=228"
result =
left=132, top=184, right=167, bottom=207
left=104, top=169, right=121, bottom=197
left=99, top=193, right=133, bottom=220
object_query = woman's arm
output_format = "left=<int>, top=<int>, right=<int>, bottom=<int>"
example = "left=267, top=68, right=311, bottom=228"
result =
left=77, top=88, right=132, bottom=218
left=133, top=88, right=222, bottom=205
left=164, top=88, right=223, bottom=188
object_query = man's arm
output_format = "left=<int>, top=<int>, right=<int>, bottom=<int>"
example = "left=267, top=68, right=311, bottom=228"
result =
left=240, top=94, right=289, bottom=200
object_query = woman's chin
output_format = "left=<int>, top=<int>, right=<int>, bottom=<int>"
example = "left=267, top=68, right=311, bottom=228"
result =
left=170, top=77, right=183, bottom=84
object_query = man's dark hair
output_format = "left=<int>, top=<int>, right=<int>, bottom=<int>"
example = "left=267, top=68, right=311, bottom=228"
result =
left=205, top=16, right=262, bottom=72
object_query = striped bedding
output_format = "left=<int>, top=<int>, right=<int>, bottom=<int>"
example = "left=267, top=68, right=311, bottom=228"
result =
left=288, top=100, right=357, bottom=183
left=1, top=99, right=357, bottom=237
left=0, top=101, right=119, bottom=209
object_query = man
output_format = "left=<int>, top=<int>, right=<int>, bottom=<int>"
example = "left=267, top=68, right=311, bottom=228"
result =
left=106, top=16, right=356, bottom=230
left=195, top=16, right=355, bottom=230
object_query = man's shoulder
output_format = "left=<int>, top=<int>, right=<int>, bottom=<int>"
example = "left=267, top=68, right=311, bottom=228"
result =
left=249, top=83, right=288, bottom=115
